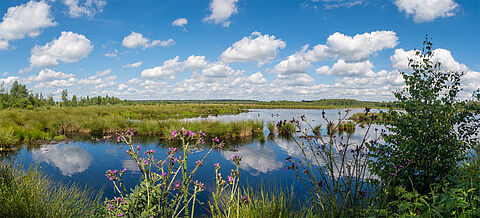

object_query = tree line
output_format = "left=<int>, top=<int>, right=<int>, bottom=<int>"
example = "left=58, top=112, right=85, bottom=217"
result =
left=0, top=80, right=128, bottom=109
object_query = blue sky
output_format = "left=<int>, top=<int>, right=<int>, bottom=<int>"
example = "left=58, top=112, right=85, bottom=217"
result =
left=0, top=0, right=478, bottom=101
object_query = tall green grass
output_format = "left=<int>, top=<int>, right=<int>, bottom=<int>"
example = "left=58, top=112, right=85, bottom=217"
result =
left=0, top=163, right=101, bottom=217
left=277, top=122, right=296, bottom=136
left=149, top=119, right=264, bottom=139
left=0, top=127, right=19, bottom=148
left=232, top=186, right=308, bottom=217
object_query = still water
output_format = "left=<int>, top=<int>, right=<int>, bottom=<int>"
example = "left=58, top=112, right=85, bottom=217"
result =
left=5, top=108, right=385, bottom=207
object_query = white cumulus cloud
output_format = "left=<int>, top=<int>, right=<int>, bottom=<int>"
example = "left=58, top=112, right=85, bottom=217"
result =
left=203, top=0, right=239, bottom=27
left=273, top=51, right=311, bottom=75
left=220, top=32, right=286, bottom=66
left=325, top=31, right=398, bottom=62
left=30, top=31, right=93, bottom=68
left=29, top=69, right=74, bottom=82
left=0, top=1, right=56, bottom=50
left=320, top=59, right=374, bottom=76
left=184, top=55, right=208, bottom=71
left=394, top=0, right=458, bottom=23
left=141, top=56, right=183, bottom=79
left=122, top=31, right=175, bottom=49
left=201, top=62, right=241, bottom=78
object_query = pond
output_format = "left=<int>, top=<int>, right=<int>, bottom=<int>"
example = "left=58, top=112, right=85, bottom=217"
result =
left=3, top=108, right=385, bottom=214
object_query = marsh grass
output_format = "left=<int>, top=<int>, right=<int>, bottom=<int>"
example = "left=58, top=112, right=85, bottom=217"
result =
left=267, top=121, right=276, bottom=134
left=153, top=119, right=264, bottom=139
left=0, top=127, right=19, bottom=147
left=0, top=104, right=251, bottom=146
left=0, top=162, right=101, bottom=217
left=277, top=121, right=295, bottom=136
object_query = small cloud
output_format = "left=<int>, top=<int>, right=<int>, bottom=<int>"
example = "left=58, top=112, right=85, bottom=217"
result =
left=172, top=17, right=188, bottom=27
left=324, top=0, right=363, bottom=10
left=95, top=69, right=112, bottom=77
left=122, top=32, right=175, bottom=49
left=122, top=61, right=142, bottom=68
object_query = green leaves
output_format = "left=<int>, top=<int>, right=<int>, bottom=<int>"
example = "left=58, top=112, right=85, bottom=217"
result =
left=369, top=37, right=480, bottom=195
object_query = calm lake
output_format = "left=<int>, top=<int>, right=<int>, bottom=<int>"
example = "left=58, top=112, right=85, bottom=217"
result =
left=3, top=108, right=385, bottom=212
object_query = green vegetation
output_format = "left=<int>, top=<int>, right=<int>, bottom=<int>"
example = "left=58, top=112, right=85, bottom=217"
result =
left=0, top=127, right=19, bottom=148
left=368, top=38, right=480, bottom=194
left=138, top=119, right=263, bottom=139
left=0, top=81, right=128, bottom=109
left=0, top=104, right=249, bottom=147
left=267, top=121, right=276, bottom=134
left=0, top=163, right=101, bottom=217
left=349, top=112, right=389, bottom=123
left=337, top=121, right=355, bottom=132
left=222, top=186, right=306, bottom=218
left=276, top=120, right=295, bottom=135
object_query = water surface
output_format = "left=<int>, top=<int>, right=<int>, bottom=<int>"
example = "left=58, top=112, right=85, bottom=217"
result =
left=5, top=108, right=385, bottom=207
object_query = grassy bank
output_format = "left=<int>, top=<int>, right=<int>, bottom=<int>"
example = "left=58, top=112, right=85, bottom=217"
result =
left=0, top=104, right=250, bottom=147
left=0, top=163, right=101, bottom=217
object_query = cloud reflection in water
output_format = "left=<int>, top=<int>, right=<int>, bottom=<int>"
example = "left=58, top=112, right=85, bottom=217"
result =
left=222, top=142, right=283, bottom=175
left=32, top=144, right=92, bottom=177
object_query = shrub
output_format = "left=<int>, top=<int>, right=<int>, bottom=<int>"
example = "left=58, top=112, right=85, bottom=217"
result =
left=375, top=162, right=480, bottom=217
left=368, top=38, right=480, bottom=194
